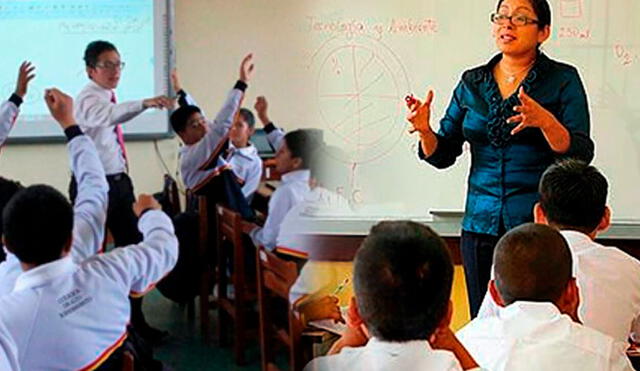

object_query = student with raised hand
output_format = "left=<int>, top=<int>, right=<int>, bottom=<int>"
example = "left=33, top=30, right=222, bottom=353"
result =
left=476, top=159, right=640, bottom=343
left=170, top=58, right=262, bottom=199
left=73, top=39, right=173, bottom=341
left=0, top=61, right=35, bottom=146
left=306, top=221, right=480, bottom=371
left=0, top=88, right=108, bottom=296
left=457, top=223, right=633, bottom=371
left=0, top=91, right=177, bottom=371
left=254, top=95, right=285, bottom=150
left=250, top=129, right=321, bottom=251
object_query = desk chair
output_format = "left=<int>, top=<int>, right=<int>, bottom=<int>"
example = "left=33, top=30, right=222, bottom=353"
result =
left=216, top=204, right=258, bottom=365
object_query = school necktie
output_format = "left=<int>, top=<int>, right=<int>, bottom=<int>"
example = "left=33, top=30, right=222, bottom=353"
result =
left=110, top=92, right=128, bottom=170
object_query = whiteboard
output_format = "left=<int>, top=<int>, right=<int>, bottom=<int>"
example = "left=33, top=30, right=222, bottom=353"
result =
left=0, top=0, right=172, bottom=141
left=179, top=0, right=640, bottom=221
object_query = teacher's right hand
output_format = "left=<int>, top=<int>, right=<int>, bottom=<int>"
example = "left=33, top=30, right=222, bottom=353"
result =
left=406, top=89, right=434, bottom=135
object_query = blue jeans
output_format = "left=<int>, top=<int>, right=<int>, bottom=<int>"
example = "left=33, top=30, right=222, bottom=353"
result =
left=461, top=226, right=505, bottom=318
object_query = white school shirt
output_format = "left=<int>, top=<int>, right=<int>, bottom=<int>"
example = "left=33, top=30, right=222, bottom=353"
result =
left=224, top=141, right=263, bottom=200
left=0, top=134, right=108, bottom=295
left=0, top=99, right=19, bottom=146
left=0, top=210, right=178, bottom=371
left=266, top=125, right=285, bottom=151
left=250, top=169, right=311, bottom=251
left=476, top=230, right=640, bottom=343
left=75, top=80, right=146, bottom=175
left=0, top=320, right=19, bottom=371
left=457, top=301, right=634, bottom=371
left=179, top=87, right=243, bottom=190
left=304, top=337, right=466, bottom=371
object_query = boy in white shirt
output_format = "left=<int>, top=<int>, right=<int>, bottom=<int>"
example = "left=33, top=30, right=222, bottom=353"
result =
left=477, top=159, right=640, bottom=343
left=249, top=129, right=322, bottom=251
left=0, top=61, right=35, bottom=147
left=457, top=223, right=633, bottom=371
left=0, top=89, right=178, bottom=370
left=306, top=221, right=479, bottom=371
left=171, top=65, right=262, bottom=200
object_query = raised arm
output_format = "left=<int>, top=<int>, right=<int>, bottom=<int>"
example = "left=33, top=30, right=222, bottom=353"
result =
left=0, top=62, right=35, bottom=145
left=75, top=92, right=172, bottom=129
left=45, top=88, right=109, bottom=260
left=255, top=96, right=285, bottom=150
left=94, top=195, right=178, bottom=297
left=210, top=54, right=255, bottom=135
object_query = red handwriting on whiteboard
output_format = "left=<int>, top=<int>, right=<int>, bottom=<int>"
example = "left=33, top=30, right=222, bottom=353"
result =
left=558, top=26, right=591, bottom=39
left=614, top=45, right=638, bottom=67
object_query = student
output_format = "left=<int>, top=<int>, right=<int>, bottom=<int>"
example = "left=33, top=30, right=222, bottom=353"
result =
left=0, top=61, right=35, bottom=146
left=305, top=221, right=479, bottom=371
left=457, top=223, right=633, bottom=371
left=254, top=95, right=285, bottom=150
left=249, top=129, right=321, bottom=251
left=171, top=65, right=262, bottom=200
left=0, top=89, right=108, bottom=294
left=73, top=40, right=172, bottom=339
left=477, top=159, right=640, bottom=343
left=0, top=89, right=178, bottom=370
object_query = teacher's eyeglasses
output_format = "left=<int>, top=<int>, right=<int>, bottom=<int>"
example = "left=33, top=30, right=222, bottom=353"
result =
left=491, top=13, right=539, bottom=27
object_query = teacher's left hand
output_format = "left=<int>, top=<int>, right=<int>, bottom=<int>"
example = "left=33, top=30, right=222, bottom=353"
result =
left=508, top=87, right=558, bottom=135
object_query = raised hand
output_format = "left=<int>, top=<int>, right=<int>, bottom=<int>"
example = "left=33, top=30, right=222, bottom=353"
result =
left=15, top=61, right=36, bottom=98
left=508, top=86, right=558, bottom=135
left=170, top=69, right=182, bottom=93
left=239, top=53, right=255, bottom=83
left=254, top=96, right=269, bottom=125
left=406, top=89, right=434, bottom=135
left=132, top=194, right=161, bottom=217
left=44, top=88, right=75, bottom=129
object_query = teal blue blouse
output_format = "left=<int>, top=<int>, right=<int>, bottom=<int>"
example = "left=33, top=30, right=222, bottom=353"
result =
left=420, top=52, right=594, bottom=236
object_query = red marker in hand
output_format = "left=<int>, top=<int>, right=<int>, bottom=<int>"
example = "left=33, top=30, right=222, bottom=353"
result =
left=405, top=94, right=418, bottom=107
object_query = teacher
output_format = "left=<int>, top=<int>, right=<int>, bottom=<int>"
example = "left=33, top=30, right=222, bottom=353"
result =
left=407, top=0, right=594, bottom=317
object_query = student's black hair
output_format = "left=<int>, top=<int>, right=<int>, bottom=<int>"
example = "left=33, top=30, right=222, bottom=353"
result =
left=494, top=223, right=572, bottom=305
left=238, top=108, right=255, bottom=129
left=84, top=40, right=118, bottom=68
left=283, top=129, right=324, bottom=169
left=2, top=185, right=74, bottom=265
left=170, top=105, right=202, bottom=134
left=354, top=221, right=453, bottom=342
left=496, top=0, right=552, bottom=29
left=0, top=177, right=24, bottom=258
left=539, top=159, right=608, bottom=234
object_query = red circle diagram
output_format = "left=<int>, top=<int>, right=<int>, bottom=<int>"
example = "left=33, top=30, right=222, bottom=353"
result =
left=311, top=35, right=411, bottom=165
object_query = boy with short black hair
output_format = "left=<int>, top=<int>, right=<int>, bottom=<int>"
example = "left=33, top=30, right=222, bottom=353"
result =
left=458, top=223, right=633, bottom=371
left=477, top=159, right=640, bottom=343
left=306, top=221, right=479, bottom=371
left=170, top=60, right=262, bottom=199
left=0, top=89, right=178, bottom=370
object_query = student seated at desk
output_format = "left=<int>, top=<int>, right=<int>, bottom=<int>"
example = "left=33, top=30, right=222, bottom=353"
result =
left=0, top=62, right=35, bottom=147
left=457, top=223, right=633, bottom=371
left=0, top=89, right=178, bottom=370
left=170, top=54, right=254, bottom=193
left=305, top=221, right=480, bottom=371
left=477, top=159, right=640, bottom=343
left=171, top=64, right=262, bottom=200
left=249, top=129, right=322, bottom=251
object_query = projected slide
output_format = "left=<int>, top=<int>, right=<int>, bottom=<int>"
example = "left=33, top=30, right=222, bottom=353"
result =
left=0, top=0, right=170, bottom=140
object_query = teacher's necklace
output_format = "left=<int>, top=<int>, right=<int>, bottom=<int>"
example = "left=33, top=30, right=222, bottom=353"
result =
left=499, top=58, right=536, bottom=84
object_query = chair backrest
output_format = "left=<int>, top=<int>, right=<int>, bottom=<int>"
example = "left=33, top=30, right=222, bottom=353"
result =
left=257, top=245, right=305, bottom=371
